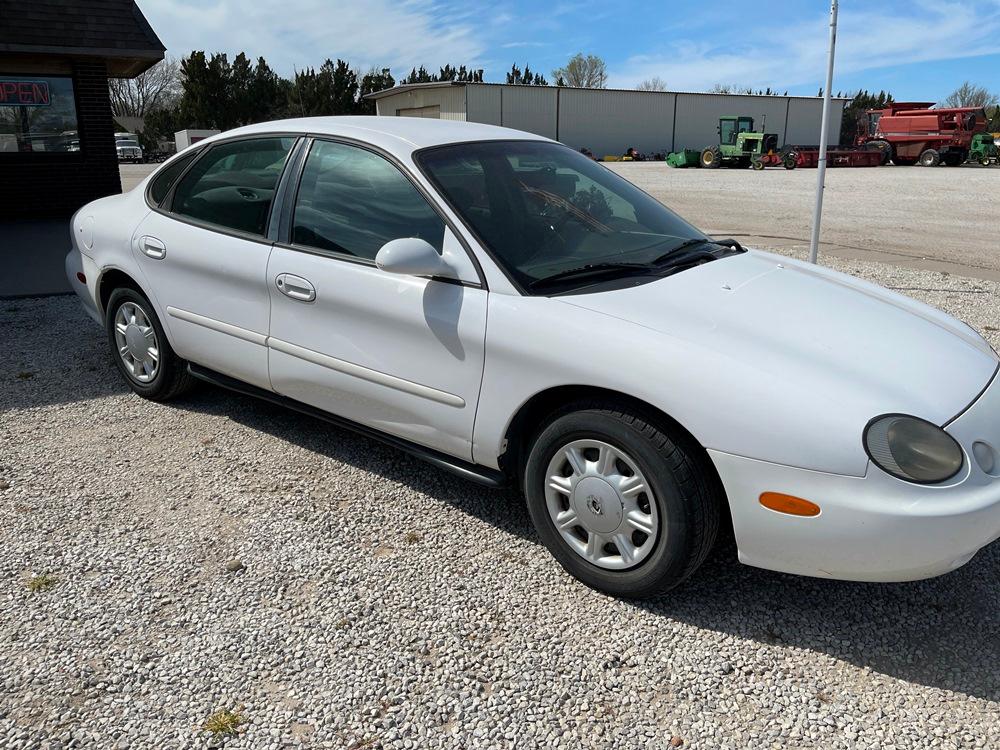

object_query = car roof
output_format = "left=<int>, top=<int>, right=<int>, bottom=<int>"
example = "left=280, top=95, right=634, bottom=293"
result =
left=201, top=116, right=551, bottom=155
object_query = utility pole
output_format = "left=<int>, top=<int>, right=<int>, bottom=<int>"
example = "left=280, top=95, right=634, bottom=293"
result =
left=809, top=0, right=839, bottom=264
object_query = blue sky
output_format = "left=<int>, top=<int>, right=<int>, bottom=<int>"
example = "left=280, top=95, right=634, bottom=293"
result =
left=139, top=0, right=1000, bottom=102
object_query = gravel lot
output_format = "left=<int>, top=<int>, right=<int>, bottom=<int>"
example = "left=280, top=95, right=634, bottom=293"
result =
left=609, top=163, right=1000, bottom=281
left=2, top=249, right=998, bottom=749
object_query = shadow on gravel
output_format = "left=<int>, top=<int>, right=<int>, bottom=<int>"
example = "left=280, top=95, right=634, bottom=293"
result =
left=171, top=383, right=535, bottom=533
left=0, top=298, right=123, bottom=413
left=639, top=542, right=1000, bottom=702
left=175, top=382, right=1000, bottom=703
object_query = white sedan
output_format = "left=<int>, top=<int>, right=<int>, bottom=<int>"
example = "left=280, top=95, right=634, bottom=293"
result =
left=66, top=117, right=1000, bottom=598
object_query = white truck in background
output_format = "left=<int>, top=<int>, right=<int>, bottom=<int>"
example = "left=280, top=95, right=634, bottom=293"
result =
left=114, top=132, right=143, bottom=163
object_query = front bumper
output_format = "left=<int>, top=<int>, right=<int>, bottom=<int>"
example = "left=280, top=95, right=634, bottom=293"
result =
left=711, top=369, right=1000, bottom=582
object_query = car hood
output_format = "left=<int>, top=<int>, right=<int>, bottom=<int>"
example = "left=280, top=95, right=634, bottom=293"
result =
left=559, top=250, right=997, bottom=471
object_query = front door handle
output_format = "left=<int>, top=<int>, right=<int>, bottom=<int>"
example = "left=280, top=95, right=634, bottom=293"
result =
left=275, top=273, right=316, bottom=302
left=139, top=236, right=166, bottom=260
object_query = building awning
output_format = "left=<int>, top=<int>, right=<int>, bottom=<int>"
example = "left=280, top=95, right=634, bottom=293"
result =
left=0, top=0, right=165, bottom=77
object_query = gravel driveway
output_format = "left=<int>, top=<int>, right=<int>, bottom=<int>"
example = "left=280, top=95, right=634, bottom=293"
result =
left=1, top=254, right=998, bottom=749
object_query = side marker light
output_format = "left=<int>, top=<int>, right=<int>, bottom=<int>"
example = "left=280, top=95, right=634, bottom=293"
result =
left=759, top=492, right=820, bottom=517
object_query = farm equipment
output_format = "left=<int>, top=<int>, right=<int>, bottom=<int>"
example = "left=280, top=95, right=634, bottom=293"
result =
left=856, top=102, right=991, bottom=166
left=968, top=133, right=998, bottom=165
left=699, top=116, right=795, bottom=169
left=666, top=149, right=700, bottom=168
left=787, top=148, right=884, bottom=168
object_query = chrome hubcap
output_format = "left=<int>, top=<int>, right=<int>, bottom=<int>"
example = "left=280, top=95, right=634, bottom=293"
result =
left=544, top=439, right=659, bottom=570
left=114, top=301, right=159, bottom=383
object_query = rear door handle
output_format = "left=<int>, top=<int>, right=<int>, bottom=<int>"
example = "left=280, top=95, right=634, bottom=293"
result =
left=275, top=273, right=316, bottom=302
left=139, top=236, right=166, bottom=260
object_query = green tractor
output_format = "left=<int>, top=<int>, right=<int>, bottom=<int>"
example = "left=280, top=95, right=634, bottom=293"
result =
left=700, top=115, right=794, bottom=170
left=968, top=133, right=998, bottom=166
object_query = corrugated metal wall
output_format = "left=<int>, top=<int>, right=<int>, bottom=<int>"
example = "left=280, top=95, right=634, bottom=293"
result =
left=468, top=85, right=561, bottom=141
left=558, top=88, right=676, bottom=157
left=466, top=85, right=501, bottom=124
left=784, top=97, right=845, bottom=146
left=374, top=86, right=466, bottom=121
left=375, top=84, right=847, bottom=154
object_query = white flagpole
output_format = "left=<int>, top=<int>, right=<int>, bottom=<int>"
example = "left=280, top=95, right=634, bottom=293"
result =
left=809, top=0, right=839, bottom=264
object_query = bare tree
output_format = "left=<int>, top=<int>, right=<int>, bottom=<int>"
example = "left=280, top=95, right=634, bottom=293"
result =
left=552, top=53, right=608, bottom=89
left=636, top=76, right=668, bottom=91
left=108, top=57, right=181, bottom=119
left=942, top=81, right=998, bottom=108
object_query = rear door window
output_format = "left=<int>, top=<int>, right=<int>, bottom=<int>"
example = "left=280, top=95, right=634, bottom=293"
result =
left=170, top=137, right=295, bottom=236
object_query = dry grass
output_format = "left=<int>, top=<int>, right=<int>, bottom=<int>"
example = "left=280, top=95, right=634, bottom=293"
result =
left=26, top=574, right=58, bottom=593
left=201, top=708, right=244, bottom=737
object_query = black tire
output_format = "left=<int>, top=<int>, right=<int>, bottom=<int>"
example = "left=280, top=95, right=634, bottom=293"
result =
left=523, top=402, right=720, bottom=598
left=105, top=287, right=196, bottom=401
left=751, top=158, right=765, bottom=171
left=783, top=152, right=797, bottom=170
left=918, top=148, right=940, bottom=167
left=865, top=139, right=891, bottom=165
left=700, top=146, right=721, bottom=169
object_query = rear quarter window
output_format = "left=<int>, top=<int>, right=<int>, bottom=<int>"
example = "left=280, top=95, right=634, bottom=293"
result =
left=148, top=150, right=199, bottom=206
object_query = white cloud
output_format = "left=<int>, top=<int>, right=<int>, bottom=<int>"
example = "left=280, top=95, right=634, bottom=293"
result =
left=139, top=0, right=486, bottom=74
left=608, top=2, right=1000, bottom=92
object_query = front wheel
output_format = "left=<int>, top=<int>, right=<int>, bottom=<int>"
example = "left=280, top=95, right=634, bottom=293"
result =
left=106, top=287, right=196, bottom=401
left=523, top=403, right=720, bottom=598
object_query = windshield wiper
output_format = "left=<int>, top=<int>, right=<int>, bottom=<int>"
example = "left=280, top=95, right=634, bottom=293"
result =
left=651, top=237, right=744, bottom=267
left=528, top=261, right=653, bottom=290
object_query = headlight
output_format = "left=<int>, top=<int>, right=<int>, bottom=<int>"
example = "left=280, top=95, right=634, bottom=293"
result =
left=864, top=414, right=964, bottom=484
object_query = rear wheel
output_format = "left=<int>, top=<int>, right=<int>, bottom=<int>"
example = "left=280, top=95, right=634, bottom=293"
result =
left=918, top=149, right=940, bottom=167
left=751, top=158, right=765, bottom=171
left=523, top=402, right=720, bottom=598
left=783, top=152, right=797, bottom=169
left=700, top=146, right=721, bottom=169
left=106, top=287, right=196, bottom=401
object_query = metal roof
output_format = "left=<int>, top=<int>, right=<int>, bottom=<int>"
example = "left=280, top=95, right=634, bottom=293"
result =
left=0, top=0, right=165, bottom=77
left=364, top=81, right=851, bottom=102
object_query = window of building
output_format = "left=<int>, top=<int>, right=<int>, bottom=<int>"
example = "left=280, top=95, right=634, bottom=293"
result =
left=170, top=137, right=295, bottom=236
left=292, top=140, right=444, bottom=261
left=0, top=75, right=79, bottom=153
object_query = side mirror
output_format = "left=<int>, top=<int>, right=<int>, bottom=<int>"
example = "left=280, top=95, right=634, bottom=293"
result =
left=375, top=237, right=453, bottom=279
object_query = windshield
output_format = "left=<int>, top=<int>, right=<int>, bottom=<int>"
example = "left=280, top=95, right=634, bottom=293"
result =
left=416, top=141, right=709, bottom=292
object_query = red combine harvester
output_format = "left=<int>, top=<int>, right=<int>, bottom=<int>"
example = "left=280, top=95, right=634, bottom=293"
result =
left=856, top=102, right=990, bottom=166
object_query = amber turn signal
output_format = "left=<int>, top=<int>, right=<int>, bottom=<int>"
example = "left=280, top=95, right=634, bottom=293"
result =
left=759, top=492, right=820, bottom=517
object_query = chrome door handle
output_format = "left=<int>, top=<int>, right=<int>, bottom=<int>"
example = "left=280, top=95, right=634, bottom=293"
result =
left=139, top=236, right=166, bottom=259
left=275, top=273, right=316, bottom=302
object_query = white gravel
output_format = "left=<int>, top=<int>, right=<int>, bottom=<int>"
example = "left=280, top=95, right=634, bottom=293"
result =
left=1, top=256, right=998, bottom=750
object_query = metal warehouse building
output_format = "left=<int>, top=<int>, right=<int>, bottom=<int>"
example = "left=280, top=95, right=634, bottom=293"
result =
left=367, top=82, right=848, bottom=157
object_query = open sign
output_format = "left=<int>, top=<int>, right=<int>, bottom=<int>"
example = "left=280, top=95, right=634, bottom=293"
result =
left=0, top=80, right=51, bottom=107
